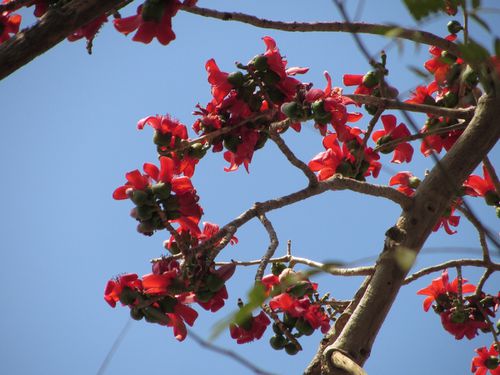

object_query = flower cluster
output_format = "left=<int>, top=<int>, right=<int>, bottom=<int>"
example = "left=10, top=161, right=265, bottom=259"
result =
left=418, top=270, right=498, bottom=340
left=464, top=165, right=500, bottom=217
left=105, top=242, right=236, bottom=341
left=192, top=36, right=309, bottom=172
left=471, top=344, right=500, bottom=375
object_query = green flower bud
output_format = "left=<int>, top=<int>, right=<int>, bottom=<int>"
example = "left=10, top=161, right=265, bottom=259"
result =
left=287, top=281, right=313, bottom=298
left=163, top=195, right=179, bottom=211
left=251, top=55, right=268, bottom=71
left=188, top=143, right=207, bottom=159
left=158, top=296, right=178, bottom=313
left=153, top=131, right=172, bottom=147
left=450, top=310, right=467, bottom=324
left=285, top=343, right=300, bottom=355
left=440, top=51, right=457, bottom=65
left=130, top=190, right=149, bottom=205
left=223, top=136, right=241, bottom=153
left=268, top=87, right=285, bottom=103
left=227, top=71, right=245, bottom=87
left=137, top=221, right=154, bottom=235
left=206, top=274, right=225, bottom=292
left=130, top=307, right=144, bottom=321
left=269, top=335, right=287, bottom=350
left=408, top=176, right=421, bottom=189
left=262, top=70, right=281, bottom=86
left=295, top=318, right=314, bottom=336
left=141, top=0, right=166, bottom=22
left=447, top=20, right=463, bottom=34
left=484, top=191, right=499, bottom=206
left=364, top=104, right=378, bottom=115
left=336, top=161, right=354, bottom=177
left=443, top=91, right=458, bottom=108
left=196, top=289, right=215, bottom=303
left=362, top=71, right=379, bottom=88
left=485, top=356, right=499, bottom=370
left=152, top=182, right=171, bottom=200
left=119, top=287, right=137, bottom=306
left=271, top=262, right=287, bottom=276
left=136, top=205, right=155, bottom=221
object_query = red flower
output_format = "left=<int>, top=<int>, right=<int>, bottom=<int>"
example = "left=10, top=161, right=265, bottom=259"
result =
left=406, top=82, right=438, bottom=105
left=67, top=15, right=107, bottom=43
left=112, top=170, right=150, bottom=199
left=113, top=0, right=181, bottom=45
left=205, top=59, right=232, bottom=104
left=0, top=8, right=21, bottom=44
left=389, top=171, right=419, bottom=197
left=417, top=269, right=476, bottom=312
left=372, top=114, right=413, bottom=163
left=166, top=302, right=198, bottom=341
left=142, top=271, right=178, bottom=294
left=342, top=74, right=373, bottom=95
left=269, top=293, right=308, bottom=317
left=223, top=128, right=260, bottom=172
left=196, top=286, right=228, bottom=312
left=229, top=311, right=271, bottom=344
left=306, top=71, right=362, bottom=139
left=198, top=221, right=238, bottom=245
left=104, top=273, right=143, bottom=307
left=440, top=310, right=488, bottom=340
left=303, top=304, right=330, bottom=334
left=471, top=345, right=500, bottom=375
left=464, top=165, right=498, bottom=202
left=308, top=134, right=345, bottom=181
left=424, top=34, right=462, bottom=84
left=432, top=205, right=460, bottom=235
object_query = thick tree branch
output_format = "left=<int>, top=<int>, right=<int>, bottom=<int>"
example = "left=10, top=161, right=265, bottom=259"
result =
left=181, top=6, right=460, bottom=57
left=0, top=0, right=126, bottom=80
left=322, top=94, right=500, bottom=373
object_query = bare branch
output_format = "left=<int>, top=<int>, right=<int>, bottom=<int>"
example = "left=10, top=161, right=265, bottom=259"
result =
left=255, top=214, right=279, bottom=282
left=187, top=330, right=276, bottom=375
left=181, top=6, right=461, bottom=56
left=354, top=106, right=384, bottom=176
left=373, top=122, right=468, bottom=153
left=403, top=259, right=500, bottom=285
left=457, top=206, right=491, bottom=263
left=345, top=94, right=475, bottom=120
left=475, top=268, right=493, bottom=296
left=270, top=131, right=318, bottom=186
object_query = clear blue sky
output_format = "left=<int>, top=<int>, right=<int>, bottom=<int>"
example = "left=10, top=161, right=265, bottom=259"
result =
left=0, top=1, right=498, bottom=374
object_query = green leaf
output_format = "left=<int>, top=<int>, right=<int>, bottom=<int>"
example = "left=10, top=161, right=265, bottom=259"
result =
left=458, top=39, right=491, bottom=64
left=403, top=0, right=458, bottom=20
left=470, top=13, right=491, bottom=33
left=408, top=65, right=431, bottom=79
left=494, top=38, right=500, bottom=57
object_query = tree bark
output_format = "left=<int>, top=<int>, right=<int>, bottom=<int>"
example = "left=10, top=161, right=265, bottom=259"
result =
left=0, top=0, right=125, bottom=80
left=306, top=93, right=500, bottom=374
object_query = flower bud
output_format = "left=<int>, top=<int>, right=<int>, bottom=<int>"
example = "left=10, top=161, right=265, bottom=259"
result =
left=141, top=0, right=166, bottom=22
left=152, top=182, right=171, bottom=200
left=223, top=136, right=241, bottom=153
left=251, top=55, right=268, bottom=71
left=188, top=143, right=207, bottom=159
left=447, top=20, right=463, bottom=34
left=270, top=335, right=286, bottom=350
left=136, top=205, right=155, bottom=221
left=130, top=307, right=144, bottom=321
left=485, top=191, right=499, bottom=206
left=283, top=313, right=297, bottom=329
left=285, top=343, right=299, bottom=355
left=153, top=131, right=172, bottom=147
left=295, top=318, right=314, bottom=336
left=206, top=274, right=225, bottom=292
left=362, top=71, right=379, bottom=88
left=158, top=296, right=178, bottom=313
left=119, top=287, right=137, bottom=306
left=196, top=289, right=215, bottom=303
left=227, top=71, right=245, bottom=87
left=130, top=190, right=149, bottom=205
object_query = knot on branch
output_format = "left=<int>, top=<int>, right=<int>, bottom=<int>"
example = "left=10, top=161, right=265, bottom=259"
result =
left=322, top=346, right=368, bottom=375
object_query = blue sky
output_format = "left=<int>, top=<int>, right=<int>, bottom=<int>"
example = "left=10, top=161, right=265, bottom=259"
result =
left=0, top=1, right=498, bottom=374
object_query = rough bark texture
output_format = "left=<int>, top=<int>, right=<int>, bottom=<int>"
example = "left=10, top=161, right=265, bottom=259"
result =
left=305, top=94, right=500, bottom=374
left=0, top=0, right=125, bottom=80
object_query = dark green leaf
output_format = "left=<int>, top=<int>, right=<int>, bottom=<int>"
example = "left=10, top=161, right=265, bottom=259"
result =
left=470, top=13, right=491, bottom=33
left=403, top=0, right=458, bottom=20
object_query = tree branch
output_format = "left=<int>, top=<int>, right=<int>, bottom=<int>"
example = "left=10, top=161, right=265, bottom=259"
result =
left=323, top=93, right=500, bottom=372
left=345, top=94, right=475, bottom=120
left=255, top=214, right=279, bottom=282
left=403, top=259, right=500, bottom=284
left=0, top=0, right=126, bottom=81
left=181, top=6, right=461, bottom=57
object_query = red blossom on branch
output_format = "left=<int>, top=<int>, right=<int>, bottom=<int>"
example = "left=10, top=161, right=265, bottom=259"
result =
left=471, top=345, right=500, bottom=375
left=372, top=114, right=413, bottom=163
left=230, top=311, right=271, bottom=344
left=0, top=6, right=21, bottom=44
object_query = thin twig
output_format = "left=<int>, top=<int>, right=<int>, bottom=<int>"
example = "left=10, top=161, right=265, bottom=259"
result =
left=403, top=259, right=500, bottom=284
left=261, top=304, right=302, bottom=351
left=373, top=122, right=467, bottom=153
left=216, top=255, right=374, bottom=277
left=475, top=268, right=493, bottom=296
left=345, top=94, right=475, bottom=119
left=180, top=5, right=461, bottom=56
left=457, top=206, right=491, bottom=262
left=270, top=131, right=318, bottom=186
left=255, top=214, right=279, bottom=281
left=475, top=303, right=500, bottom=351
left=187, top=329, right=276, bottom=375
left=354, top=106, right=384, bottom=176
left=96, top=319, right=132, bottom=375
